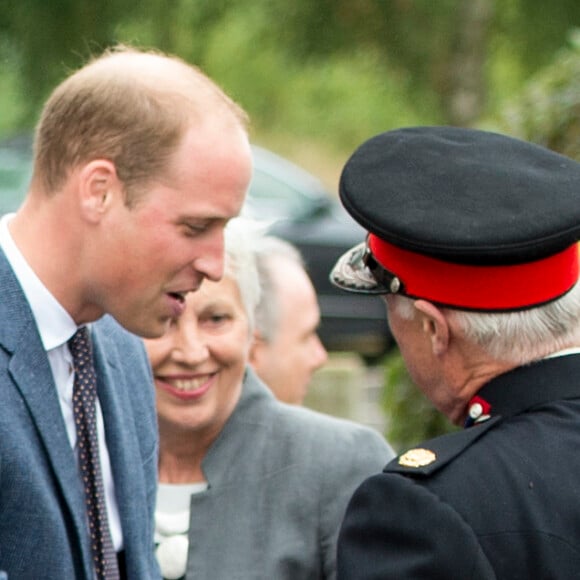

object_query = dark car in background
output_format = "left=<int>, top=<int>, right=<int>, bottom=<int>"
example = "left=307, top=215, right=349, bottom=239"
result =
left=0, top=135, right=393, bottom=362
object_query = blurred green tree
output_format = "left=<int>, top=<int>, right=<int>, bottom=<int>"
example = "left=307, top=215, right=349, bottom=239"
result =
left=498, top=29, right=580, bottom=160
left=2, top=0, right=580, bottom=142
left=0, top=0, right=156, bottom=124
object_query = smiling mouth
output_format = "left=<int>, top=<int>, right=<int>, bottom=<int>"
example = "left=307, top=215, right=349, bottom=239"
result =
left=159, top=375, right=213, bottom=392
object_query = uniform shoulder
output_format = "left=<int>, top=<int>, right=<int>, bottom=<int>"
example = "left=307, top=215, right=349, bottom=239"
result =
left=385, top=417, right=500, bottom=477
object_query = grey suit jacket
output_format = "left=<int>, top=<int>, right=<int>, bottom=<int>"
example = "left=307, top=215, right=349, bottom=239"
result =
left=184, top=368, right=394, bottom=580
left=0, top=249, right=160, bottom=579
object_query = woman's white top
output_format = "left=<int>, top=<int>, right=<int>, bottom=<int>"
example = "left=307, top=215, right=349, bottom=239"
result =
left=155, top=482, right=208, bottom=580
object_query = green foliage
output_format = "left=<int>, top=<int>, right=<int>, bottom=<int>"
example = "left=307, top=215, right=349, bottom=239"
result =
left=2, top=0, right=580, bottom=142
left=203, top=33, right=437, bottom=152
left=14, top=0, right=441, bottom=153
left=0, top=0, right=147, bottom=124
left=273, top=53, right=436, bottom=150
left=126, top=0, right=465, bottom=130
left=152, top=4, right=441, bottom=153
left=0, top=41, right=26, bottom=134
left=381, top=348, right=458, bottom=453
left=498, top=29, right=580, bottom=160
left=489, top=3, right=580, bottom=109
left=494, top=0, right=580, bottom=76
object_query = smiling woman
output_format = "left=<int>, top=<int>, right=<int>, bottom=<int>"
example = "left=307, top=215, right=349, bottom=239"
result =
left=142, top=217, right=394, bottom=580
left=148, top=273, right=251, bottom=442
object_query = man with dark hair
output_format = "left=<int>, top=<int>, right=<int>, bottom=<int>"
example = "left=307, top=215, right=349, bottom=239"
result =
left=331, top=126, right=580, bottom=578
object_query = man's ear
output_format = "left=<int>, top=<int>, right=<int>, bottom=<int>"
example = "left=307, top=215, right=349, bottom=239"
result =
left=77, top=159, right=120, bottom=222
left=249, top=329, right=265, bottom=365
left=414, top=299, right=450, bottom=356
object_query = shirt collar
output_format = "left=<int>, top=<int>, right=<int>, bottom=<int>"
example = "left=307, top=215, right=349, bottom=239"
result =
left=544, top=347, right=580, bottom=359
left=0, top=213, right=77, bottom=350
left=466, top=354, right=580, bottom=427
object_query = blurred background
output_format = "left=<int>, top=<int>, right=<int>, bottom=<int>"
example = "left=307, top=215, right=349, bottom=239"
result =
left=1, top=0, right=580, bottom=452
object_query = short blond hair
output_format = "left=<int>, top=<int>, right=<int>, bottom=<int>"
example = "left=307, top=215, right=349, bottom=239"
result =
left=33, top=45, right=248, bottom=205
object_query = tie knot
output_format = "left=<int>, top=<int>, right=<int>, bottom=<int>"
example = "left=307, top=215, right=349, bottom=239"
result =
left=68, top=327, right=92, bottom=366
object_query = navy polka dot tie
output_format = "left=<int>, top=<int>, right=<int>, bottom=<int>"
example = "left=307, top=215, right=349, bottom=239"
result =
left=69, top=327, right=120, bottom=580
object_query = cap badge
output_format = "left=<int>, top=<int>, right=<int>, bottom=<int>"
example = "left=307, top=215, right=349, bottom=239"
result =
left=331, top=241, right=380, bottom=291
left=398, top=448, right=436, bottom=468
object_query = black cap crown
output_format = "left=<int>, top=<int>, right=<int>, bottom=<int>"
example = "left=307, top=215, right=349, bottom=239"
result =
left=330, top=126, right=580, bottom=310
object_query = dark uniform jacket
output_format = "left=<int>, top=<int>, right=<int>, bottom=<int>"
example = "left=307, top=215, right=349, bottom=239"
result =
left=337, top=354, right=580, bottom=579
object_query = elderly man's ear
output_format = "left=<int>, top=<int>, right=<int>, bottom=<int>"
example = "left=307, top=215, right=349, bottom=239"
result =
left=414, top=299, right=450, bottom=356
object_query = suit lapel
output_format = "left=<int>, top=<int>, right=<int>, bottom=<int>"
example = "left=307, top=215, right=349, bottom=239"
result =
left=92, top=324, right=149, bottom=566
left=0, top=252, right=93, bottom=573
left=9, top=336, right=87, bottom=512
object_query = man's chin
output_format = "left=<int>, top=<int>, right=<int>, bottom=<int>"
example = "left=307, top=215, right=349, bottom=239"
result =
left=117, top=316, right=172, bottom=339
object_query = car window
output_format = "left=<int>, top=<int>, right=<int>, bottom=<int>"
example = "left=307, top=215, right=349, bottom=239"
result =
left=244, top=169, right=316, bottom=220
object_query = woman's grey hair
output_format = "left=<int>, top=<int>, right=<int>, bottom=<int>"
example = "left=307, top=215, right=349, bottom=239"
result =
left=391, top=282, right=580, bottom=365
left=223, top=218, right=269, bottom=332
left=253, top=236, right=305, bottom=342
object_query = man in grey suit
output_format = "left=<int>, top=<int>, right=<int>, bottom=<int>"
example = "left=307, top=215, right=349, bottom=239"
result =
left=0, top=46, right=252, bottom=579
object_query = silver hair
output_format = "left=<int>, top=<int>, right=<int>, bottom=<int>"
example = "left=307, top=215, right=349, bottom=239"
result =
left=253, top=236, right=305, bottom=342
left=391, top=282, right=580, bottom=364
left=223, top=218, right=267, bottom=332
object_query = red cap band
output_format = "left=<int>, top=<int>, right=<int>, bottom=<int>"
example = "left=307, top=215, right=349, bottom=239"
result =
left=368, top=234, right=579, bottom=310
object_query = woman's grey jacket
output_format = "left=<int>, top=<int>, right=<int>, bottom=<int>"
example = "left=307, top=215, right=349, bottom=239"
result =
left=184, top=367, right=394, bottom=580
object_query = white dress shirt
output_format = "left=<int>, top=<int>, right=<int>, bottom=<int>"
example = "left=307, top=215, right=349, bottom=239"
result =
left=0, top=213, right=123, bottom=550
